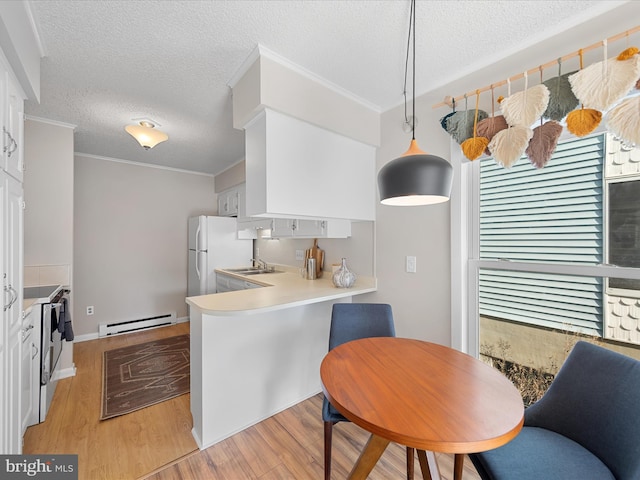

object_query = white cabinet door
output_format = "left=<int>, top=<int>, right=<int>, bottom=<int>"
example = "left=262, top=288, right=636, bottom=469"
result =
left=244, top=109, right=376, bottom=221
left=0, top=172, right=22, bottom=453
left=5, top=78, right=24, bottom=182
left=270, top=218, right=294, bottom=237
left=294, top=220, right=323, bottom=237
left=0, top=172, right=24, bottom=453
left=217, top=185, right=241, bottom=217
left=20, top=309, right=34, bottom=434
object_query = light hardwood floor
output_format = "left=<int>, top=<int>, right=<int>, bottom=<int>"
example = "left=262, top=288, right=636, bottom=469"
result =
left=24, top=323, right=482, bottom=480
left=23, top=323, right=196, bottom=480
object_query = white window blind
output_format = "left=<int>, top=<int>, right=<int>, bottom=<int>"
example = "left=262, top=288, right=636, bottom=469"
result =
left=479, top=134, right=605, bottom=335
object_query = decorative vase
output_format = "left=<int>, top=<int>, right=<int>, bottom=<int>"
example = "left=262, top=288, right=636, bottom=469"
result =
left=332, top=258, right=356, bottom=288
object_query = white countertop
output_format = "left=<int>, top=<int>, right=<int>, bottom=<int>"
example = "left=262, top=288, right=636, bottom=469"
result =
left=24, top=298, right=37, bottom=312
left=186, top=265, right=376, bottom=315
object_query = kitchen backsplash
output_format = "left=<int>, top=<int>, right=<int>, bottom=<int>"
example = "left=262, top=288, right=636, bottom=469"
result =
left=24, top=264, right=71, bottom=287
left=254, top=221, right=374, bottom=277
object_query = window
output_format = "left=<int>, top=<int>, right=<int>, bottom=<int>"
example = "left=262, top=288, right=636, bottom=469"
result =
left=608, top=178, right=640, bottom=292
left=479, top=134, right=605, bottom=335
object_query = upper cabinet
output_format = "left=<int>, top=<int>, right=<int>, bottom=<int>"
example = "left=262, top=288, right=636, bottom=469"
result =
left=268, top=218, right=351, bottom=239
left=234, top=182, right=352, bottom=239
left=3, top=73, right=24, bottom=182
left=217, top=183, right=244, bottom=217
left=230, top=47, right=379, bottom=222
left=244, top=109, right=376, bottom=221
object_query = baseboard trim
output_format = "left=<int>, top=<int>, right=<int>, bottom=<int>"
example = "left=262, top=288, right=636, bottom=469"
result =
left=74, top=317, right=190, bottom=343
left=73, top=332, right=99, bottom=343
left=52, top=364, right=77, bottom=380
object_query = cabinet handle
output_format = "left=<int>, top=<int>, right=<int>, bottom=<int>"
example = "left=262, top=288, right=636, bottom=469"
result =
left=2, top=127, right=18, bottom=157
left=3, top=284, right=16, bottom=311
left=8, top=136, right=17, bottom=157
left=32, top=343, right=39, bottom=360
left=9, top=285, right=17, bottom=307
left=2, top=127, right=9, bottom=154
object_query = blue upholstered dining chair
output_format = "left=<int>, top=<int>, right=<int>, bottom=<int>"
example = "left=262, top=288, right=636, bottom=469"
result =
left=469, top=341, right=640, bottom=480
left=322, top=303, right=415, bottom=480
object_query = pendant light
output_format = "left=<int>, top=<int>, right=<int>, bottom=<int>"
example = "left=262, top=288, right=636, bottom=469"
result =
left=377, top=0, right=453, bottom=206
left=125, top=119, right=168, bottom=150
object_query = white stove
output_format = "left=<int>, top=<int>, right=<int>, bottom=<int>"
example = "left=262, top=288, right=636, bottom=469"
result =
left=24, top=284, right=67, bottom=424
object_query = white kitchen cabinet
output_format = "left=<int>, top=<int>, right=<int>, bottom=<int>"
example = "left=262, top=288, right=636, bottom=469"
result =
left=244, top=109, right=376, bottom=221
left=4, top=75, right=24, bottom=182
left=20, top=307, right=36, bottom=434
left=216, top=272, right=262, bottom=293
left=218, top=183, right=246, bottom=218
left=266, top=218, right=351, bottom=239
left=0, top=55, right=24, bottom=454
left=1, top=171, right=24, bottom=454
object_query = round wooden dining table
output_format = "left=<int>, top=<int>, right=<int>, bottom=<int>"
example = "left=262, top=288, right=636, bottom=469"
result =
left=320, top=337, right=524, bottom=480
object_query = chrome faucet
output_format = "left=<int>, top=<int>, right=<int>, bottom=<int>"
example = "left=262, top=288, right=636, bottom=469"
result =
left=251, top=258, right=268, bottom=270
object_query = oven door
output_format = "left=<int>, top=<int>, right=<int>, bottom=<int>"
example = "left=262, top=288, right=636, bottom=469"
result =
left=41, top=301, right=62, bottom=385
left=41, top=304, right=51, bottom=385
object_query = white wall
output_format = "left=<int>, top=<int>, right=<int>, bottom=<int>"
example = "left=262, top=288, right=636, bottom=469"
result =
left=24, top=119, right=74, bottom=269
left=367, top=99, right=453, bottom=345
left=73, top=155, right=216, bottom=337
left=24, top=118, right=75, bottom=372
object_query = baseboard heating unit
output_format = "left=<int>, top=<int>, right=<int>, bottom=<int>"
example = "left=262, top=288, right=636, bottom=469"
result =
left=98, top=312, right=177, bottom=337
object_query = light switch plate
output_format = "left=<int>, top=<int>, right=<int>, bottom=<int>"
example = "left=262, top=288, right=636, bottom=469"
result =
left=295, top=249, right=304, bottom=261
left=406, top=256, right=417, bottom=273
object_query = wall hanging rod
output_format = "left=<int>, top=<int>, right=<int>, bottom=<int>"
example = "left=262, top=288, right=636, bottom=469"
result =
left=432, top=25, right=640, bottom=109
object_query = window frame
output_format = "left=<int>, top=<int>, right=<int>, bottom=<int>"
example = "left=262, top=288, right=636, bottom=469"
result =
left=452, top=129, right=640, bottom=356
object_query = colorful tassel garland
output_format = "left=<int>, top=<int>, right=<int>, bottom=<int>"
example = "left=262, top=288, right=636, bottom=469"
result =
left=476, top=115, right=508, bottom=155
left=569, top=50, right=640, bottom=111
left=461, top=137, right=489, bottom=161
left=607, top=96, right=640, bottom=147
left=526, top=121, right=563, bottom=169
left=542, top=71, right=579, bottom=121
left=501, top=84, right=550, bottom=127
left=566, top=108, right=602, bottom=137
left=446, top=109, right=488, bottom=144
left=488, top=126, right=533, bottom=168
left=618, top=47, right=639, bottom=61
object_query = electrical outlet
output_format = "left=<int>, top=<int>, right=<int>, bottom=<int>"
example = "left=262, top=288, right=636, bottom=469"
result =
left=406, top=256, right=417, bottom=273
left=295, top=249, right=304, bottom=261
left=87, top=306, right=94, bottom=315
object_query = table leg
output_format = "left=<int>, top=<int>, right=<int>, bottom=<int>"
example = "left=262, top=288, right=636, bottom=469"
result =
left=416, top=450, right=441, bottom=480
left=454, top=454, right=464, bottom=480
left=347, top=434, right=390, bottom=480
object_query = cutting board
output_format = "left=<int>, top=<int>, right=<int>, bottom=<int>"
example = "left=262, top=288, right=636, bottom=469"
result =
left=305, top=239, right=324, bottom=278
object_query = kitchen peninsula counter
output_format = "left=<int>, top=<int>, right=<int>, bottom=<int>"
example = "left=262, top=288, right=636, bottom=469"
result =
left=186, top=266, right=376, bottom=315
left=186, top=265, right=376, bottom=450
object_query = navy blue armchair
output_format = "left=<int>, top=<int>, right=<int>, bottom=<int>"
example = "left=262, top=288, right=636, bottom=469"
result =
left=470, top=341, right=640, bottom=480
left=322, top=303, right=415, bottom=479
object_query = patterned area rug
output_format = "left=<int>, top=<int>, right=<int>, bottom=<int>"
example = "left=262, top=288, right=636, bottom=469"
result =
left=101, top=335, right=190, bottom=420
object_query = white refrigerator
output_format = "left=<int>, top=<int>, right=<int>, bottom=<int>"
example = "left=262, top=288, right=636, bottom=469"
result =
left=188, top=216, right=253, bottom=296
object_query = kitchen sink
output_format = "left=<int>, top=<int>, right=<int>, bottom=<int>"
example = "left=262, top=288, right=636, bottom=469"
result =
left=225, top=267, right=282, bottom=275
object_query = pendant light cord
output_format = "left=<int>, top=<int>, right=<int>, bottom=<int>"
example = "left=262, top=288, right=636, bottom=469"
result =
left=411, top=0, right=416, bottom=141
left=403, top=0, right=416, bottom=139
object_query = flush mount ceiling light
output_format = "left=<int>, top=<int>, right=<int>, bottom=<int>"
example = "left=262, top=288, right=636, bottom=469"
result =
left=125, top=119, right=168, bottom=150
left=377, top=0, right=453, bottom=206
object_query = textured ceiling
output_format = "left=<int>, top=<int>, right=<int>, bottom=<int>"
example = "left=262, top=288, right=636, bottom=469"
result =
left=24, top=0, right=629, bottom=175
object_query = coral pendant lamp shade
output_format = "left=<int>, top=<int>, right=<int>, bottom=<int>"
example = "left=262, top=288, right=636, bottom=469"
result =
left=378, top=139, right=453, bottom=206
